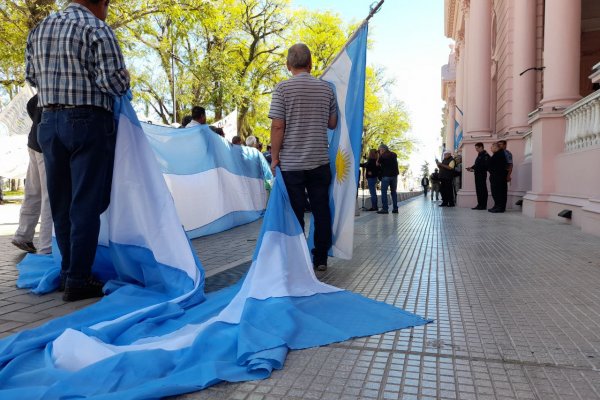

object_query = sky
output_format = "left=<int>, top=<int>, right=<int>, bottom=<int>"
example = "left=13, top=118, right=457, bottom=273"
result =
left=293, top=0, right=451, bottom=177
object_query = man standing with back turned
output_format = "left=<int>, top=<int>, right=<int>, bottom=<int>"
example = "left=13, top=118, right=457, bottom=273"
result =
left=269, top=43, right=338, bottom=272
left=26, top=0, right=130, bottom=301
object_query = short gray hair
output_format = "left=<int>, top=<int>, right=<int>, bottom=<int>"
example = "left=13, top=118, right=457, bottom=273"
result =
left=287, top=43, right=312, bottom=69
left=245, top=135, right=257, bottom=147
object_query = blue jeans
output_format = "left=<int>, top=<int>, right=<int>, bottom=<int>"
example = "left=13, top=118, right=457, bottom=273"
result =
left=380, top=176, right=398, bottom=212
left=367, top=177, right=378, bottom=208
left=38, top=107, right=116, bottom=288
left=281, top=164, right=332, bottom=266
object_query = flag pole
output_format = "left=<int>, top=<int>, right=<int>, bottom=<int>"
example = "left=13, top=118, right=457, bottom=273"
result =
left=320, top=0, right=385, bottom=78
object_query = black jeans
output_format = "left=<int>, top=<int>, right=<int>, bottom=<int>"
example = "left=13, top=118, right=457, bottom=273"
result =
left=281, top=164, right=332, bottom=266
left=440, top=178, right=454, bottom=206
left=490, top=172, right=507, bottom=211
left=38, top=107, right=116, bottom=288
left=474, top=173, right=488, bottom=208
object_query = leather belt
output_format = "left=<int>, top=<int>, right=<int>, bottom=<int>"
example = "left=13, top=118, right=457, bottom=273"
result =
left=43, top=104, right=105, bottom=112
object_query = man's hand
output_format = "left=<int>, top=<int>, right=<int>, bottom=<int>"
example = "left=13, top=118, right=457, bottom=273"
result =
left=507, top=175, right=512, bottom=182
left=271, top=159, right=280, bottom=175
left=466, top=167, right=473, bottom=172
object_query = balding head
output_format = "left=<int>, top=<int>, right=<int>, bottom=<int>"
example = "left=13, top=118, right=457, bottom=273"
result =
left=287, top=43, right=312, bottom=72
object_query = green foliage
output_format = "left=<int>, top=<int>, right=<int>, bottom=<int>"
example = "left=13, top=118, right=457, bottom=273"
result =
left=1, top=0, right=414, bottom=162
left=421, top=161, right=430, bottom=177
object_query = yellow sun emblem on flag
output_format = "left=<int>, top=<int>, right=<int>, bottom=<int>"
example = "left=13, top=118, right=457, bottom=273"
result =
left=335, top=149, right=351, bottom=184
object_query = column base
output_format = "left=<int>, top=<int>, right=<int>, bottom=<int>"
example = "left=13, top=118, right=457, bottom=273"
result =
left=522, top=192, right=551, bottom=218
left=456, top=190, right=479, bottom=208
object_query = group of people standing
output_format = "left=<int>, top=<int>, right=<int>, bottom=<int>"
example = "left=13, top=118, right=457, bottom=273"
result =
left=467, top=140, right=512, bottom=213
left=360, top=145, right=401, bottom=214
left=420, top=140, right=512, bottom=212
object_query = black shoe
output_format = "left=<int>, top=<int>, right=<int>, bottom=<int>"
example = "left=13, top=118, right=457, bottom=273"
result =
left=313, top=264, right=327, bottom=272
left=488, top=208, right=503, bottom=213
left=447, top=204, right=455, bottom=207
left=439, top=203, right=448, bottom=207
left=488, top=207, right=498, bottom=212
left=11, top=239, right=37, bottom=253
left=376, top=210, right=389, bottom=214
left=471, top=207, right=480, bottom=210
left=367, top=207, right=378, bottom=211
left=63, top=277, right=105, bottom=302
left=392, top=209, right=398, bottom=214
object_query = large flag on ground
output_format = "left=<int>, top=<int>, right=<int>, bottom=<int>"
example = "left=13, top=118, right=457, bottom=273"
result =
left=320, top=23, right=368, bottom=260
left=141, top=122, right=271, bottom=238
left=1, top=97, right=431, bottom=399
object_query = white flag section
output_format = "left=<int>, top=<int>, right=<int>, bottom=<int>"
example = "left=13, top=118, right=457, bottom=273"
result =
left=2, top=96, right=430, bottom=399
left=212, top=109, right=238, bottom=141
left=321, top=23, right=368, bottom=259
left=141, top=121, right=271, bottom=238
left=0, top=85, right=36, bottom=178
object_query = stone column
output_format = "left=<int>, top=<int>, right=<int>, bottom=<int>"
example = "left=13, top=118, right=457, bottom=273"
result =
left=457, top=0, right=492, bottom=208
left=541, top=0, right=581, bottom=107
left=465, top=0, right=492, bottom=137
left=523, top=0, right=581, bottom=218
left=511, top=0, right=537, bottom=131
left=455, top=40, right=465, bottom=150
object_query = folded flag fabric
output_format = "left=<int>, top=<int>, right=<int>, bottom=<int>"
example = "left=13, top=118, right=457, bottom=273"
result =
left=1, top=97, right=431, bottom=399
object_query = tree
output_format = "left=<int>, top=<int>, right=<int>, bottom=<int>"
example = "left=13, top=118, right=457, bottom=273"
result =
left=421, top=161, right=430, bottom=177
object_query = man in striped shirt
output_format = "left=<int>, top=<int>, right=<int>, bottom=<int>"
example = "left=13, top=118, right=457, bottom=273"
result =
left=25, top=0, right=130, bottom=301
left=269, top=43, right=338, bottom=272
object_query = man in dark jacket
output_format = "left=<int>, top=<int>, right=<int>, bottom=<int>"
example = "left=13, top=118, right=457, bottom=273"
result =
left=429, top=169, right=440, bottom=200
left=466, top=142, right=490, bottom=210
left=421, top=175, right=429, bottom=197
left=376, top=144, right=399, bottom=214
left=487, top=142, right=508, bottom=213
left=436, top=151, right=455, bottom=207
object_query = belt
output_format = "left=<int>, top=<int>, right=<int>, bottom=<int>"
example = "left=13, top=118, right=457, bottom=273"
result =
left=43, top=104, right=106, bottom=112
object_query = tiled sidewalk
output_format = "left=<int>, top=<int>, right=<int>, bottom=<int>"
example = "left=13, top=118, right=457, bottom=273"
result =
left=2, top=197, right=600, bottom=399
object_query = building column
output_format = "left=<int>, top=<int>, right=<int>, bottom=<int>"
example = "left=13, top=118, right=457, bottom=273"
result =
left=457, top=0, right=492, bottom=208
left=523, top=0, right=581, bottom=218
left=454, top=40, right=465, bottom=151
left=510, top=0, right=537, bottom=131
left=465, top=0, right=492, bottom=138
left=505, top=0, right=538, bottom=203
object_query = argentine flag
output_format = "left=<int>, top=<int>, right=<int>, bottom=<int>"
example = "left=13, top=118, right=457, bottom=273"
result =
left=454, top=106, right=463, bottom=151
left=321, top=23, right=368, bottom=259
left=141, top=122, right=271, bottom=239
left=1, top=96, right=430, bottom=398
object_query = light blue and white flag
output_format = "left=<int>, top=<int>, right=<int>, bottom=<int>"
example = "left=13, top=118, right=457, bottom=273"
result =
left=320, top=23, right=368, bottom=259
left=141, top=122, right=271, bottom=239
left=454, top=106, right=463, bottom=151
left=1, top=143, right=430, bottom=398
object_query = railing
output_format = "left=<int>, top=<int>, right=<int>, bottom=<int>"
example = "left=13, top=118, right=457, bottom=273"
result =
left=564, top=90, right=600, bottom=151
left=523, top=130, right=533, bottom=159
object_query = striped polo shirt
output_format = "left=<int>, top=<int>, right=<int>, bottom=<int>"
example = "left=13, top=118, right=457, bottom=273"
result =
left=268, top=72, right=337, bottom=171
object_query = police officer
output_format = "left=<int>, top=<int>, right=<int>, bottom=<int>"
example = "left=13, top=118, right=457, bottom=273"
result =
left=466, top=142, right=490, bottom=210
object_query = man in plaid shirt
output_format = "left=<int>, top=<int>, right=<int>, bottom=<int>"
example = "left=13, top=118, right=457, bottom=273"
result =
left=26, top=0, right=130, bottom=301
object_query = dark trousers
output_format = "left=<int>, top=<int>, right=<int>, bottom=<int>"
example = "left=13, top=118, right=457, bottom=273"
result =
left=490, top=173, right=507, bottom=211
left=281, top=164, right=332, bottom=266
left=422, top=186, right=428, bottom=197
left=440, top=178, right=454, bottom=206
left=474, top=173, right=488, bottom=208
left=38, top=107, right=116, bottom=288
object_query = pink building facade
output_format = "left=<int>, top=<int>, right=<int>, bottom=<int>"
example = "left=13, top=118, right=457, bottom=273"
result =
left=442, top=0, right=600, bottom=236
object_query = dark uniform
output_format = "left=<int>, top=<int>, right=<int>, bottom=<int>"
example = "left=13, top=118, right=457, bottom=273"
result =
left=471, top=150, right=490, bottom=209
left=488, top=151, right=508, bottom=212
left=439, top=157, right=455, bottom=207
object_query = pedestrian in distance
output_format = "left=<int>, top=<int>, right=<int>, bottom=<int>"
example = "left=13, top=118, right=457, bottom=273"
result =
left=375, top=144, right=399, bottom=214
left=268, top=43, right=338, bottom=272
left=360, top=149, right=381, bottom=211
left=466, top=142, right=490, bottom=210
left=26, top=0, right=130, bottom=301
left=436, top=151, right=455, bottom=207
left=421, top=175, right=429, bottom=198
left=429, top=168, right=440, bottom=200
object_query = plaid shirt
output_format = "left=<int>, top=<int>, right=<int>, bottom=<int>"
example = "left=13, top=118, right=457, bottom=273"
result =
left=25, top=3, right=129, bottom=111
